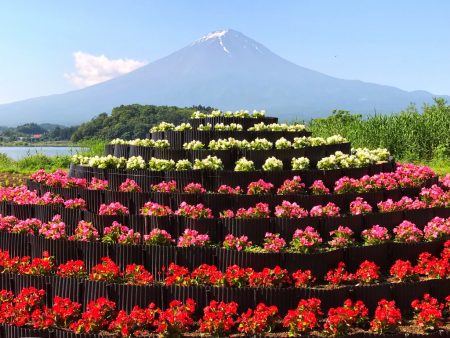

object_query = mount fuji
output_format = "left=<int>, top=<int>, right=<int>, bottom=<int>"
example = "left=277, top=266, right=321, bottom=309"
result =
left=0, top=29, right=447, bottom=126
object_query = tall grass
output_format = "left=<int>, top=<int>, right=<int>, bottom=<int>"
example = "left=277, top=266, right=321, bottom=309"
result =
left=309, top=98, right=450, bottom=162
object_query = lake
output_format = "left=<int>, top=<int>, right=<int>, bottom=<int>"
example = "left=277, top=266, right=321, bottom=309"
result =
left=0, top=146, right=82, bottom=160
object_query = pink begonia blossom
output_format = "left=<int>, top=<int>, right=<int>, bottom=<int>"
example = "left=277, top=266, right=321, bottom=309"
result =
left=361, top=225, right=391, bottom=245
left=247, top=179, right=274, bottom=195
left=310, top=180, right=330, bottom=195
left=151, top=180, right=177, bottom=193
left=177, top=228, right=209, bottom=247
left=274, top=201, right=308, bottom=218
left=175, top=202, right=213, bottom=219
left=349, top=197, right=373, bottom=215
left=393, top=220, right=423, bottom=243
left=140, top=202, right=173, bottom=217
left=144, top=228, right=174, bottom=245
left=183, top=182, right=206, bottom=194
left=217, top=185, right=242, bottom=194
left=423, top=217, right=450, bottom=241
left=88, top=177, right=109, bottom=190
left=277, top=176, right=306, bottom=195
left=12, top=218, right=42, bottom=235
left=328, top=226, right=355, bottom=248
left=69, top=220, right=99, bottom=242
left=64, top=198, right=87, bottom=210
left=119, top=178, right=142, bottom=192
left=290, top=226, right=322, bottom=253
left=98, top=202, right=129, bottom=216
left=39, top=214, right=66, bottom=240
left=310, top=202, right=340, bottom=217
left=223, top=234, right=252, bottom=251
left=263, top=232, right=286, bottom=253
left=235, top=203, right=271, bottom=219
left=103, top=221, right=141, bottom=244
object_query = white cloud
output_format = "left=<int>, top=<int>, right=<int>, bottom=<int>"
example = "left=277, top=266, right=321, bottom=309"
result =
left=64, top=51, right=147, bottom=87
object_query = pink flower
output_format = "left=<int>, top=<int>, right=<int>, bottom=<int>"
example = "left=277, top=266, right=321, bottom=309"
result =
left=310, top=202, right=340, bottom=217
left=177, top=229, right=210, bottom=247
left=64, top=198, right=87, bottom=210
left=223, top=234, right=252, bottom=251
left=175, top=202, right=213, bottom=219
left=39, top=215, right=66, bottom=240
left=217, top=185, right=242, bottom=194
left=328, top=226, right=355, bottom=248
left=247, top=180, right=274, bottom=195
left=88, top=177, right=109, bottom=190
left=423, top=217, right=450, bottom=241
left=263, top=233, right=286, bottom=253
left=290, top=227, right=322, bottom=253
left=310, top=180, right=330, bottom=195
left=144, top=228, right=174, bottom=246
left=151, top=180, right=177, bottom=193
left=119, top=179, right=142, bottom=192
left=275, top=201, right=308, bottom=218
left=277, top=176, right=306, bottom=195
left=349, top=197, right=373, bottom=215
left=183, top=183, right=207, bottom=194
left=393, top=220, right=423, bottom=243
left=361, top=225, right=391, bottom=245
left=98, top=202, right=129, bottom=216
left=236, top=203, right=271, bottom=219
left=69, top=220, right=99, bottom=242
left=140, top=202, right=173, bottom=217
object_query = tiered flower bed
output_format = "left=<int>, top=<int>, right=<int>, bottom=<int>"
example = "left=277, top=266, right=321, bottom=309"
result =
left=0, top=112, right=449, bottom=337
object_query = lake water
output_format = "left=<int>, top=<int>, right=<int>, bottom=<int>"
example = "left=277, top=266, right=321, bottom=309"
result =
left=0, top=146, right=82, bottom=160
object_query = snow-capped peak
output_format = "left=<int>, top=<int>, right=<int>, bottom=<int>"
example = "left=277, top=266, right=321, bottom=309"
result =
left=193, top=29, right=231, bottom=54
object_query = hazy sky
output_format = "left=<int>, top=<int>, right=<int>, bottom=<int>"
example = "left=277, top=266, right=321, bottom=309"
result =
left=1, top=0, right=449, bottom=103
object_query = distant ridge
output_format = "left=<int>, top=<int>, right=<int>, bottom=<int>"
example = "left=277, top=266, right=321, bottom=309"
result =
left=0, top=29, right=447, bottom=126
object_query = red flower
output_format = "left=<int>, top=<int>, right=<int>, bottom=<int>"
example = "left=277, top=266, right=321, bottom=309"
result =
left=370, top=299, right=402, bottom=334
left=238, top=303, right=279, bottom=334
left=199, top=300, right=238, bottom=335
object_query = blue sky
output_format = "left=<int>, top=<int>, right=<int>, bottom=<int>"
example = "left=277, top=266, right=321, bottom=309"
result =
left=1, top=0, right=449, bottom=103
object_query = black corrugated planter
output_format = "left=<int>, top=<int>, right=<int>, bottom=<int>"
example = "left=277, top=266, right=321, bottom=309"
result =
left=26, top=178, right=42, bottom=192
left=345, top=243, right=390, bottom=272
left=143, top=245, right=177, bottom=281
left=403, top=208, right=435, bottom=227
left=255, top=287, right=299, bottom=315
left=54, top=329, right=108, bottom=337
left=325, top=142, right=352, bottom=155
left=202, top=193, right=235, bottom=217
left=170, top=193, right=204, bottom=212
left=0, top=232, right=32, bottom=257
left=153, top=148, right=189, bottom=162
left=50, top=276, right=83, bottom=304
left=210, top=286, right=256, bottom=314
left=104, top=143, right=115, bottom=156
left=320, top=169, right=344, bottom=190
left=3, top=324, right=52, bottom=338
left=235, top=194, right=285, bottom=211
left=77, top=190, right=104, bottom=214
left=297, top=285, right=350, bottom=313
left=0, top=201, right=10, bottom=215
left=128, top=145, right=154, bottom=161
left=390, top=280, right=430, bottom=315
left=150, top=131, right=164, bottom=141
left=321, top=215, right=363, bottom=241
left=342, top=166, right=371, bottom=180
left=303, top=145, right=327, bottom=166
left=222, top=218, right=273, bottom=244
left=83, top=211, right=129, bottom=235
left=142, top=215, right=174, bottom=235
left=30, top=237, right=78, bottom=265
left=433, top=206, right=450, bottom=219
left=176, top=246, right=219, bottom=270
left=59, top=209, right=83, bottom=233
left=177, top=217, right=221, bottom=242
left=284, top=249, right=344, bottom=278
left=130, top=169, right=163, bottom=192
left=390, top=240, right=445, bottom=263
left=104, top=191, right=152, bottom=215
left=113, top=144, right=130, bottom=158
left=34, top=205, right=65, bottom=223
left=164, top=170, right=203, bottom=193
left=217, top=250, right=282, bottom=272
left=427, top=278, right=450, bottom=302
left=281, top=193, right=325, bottom=212
left=149, top=191, right=172, bottom=206
left=349, top=283, right=392, bottom=315
left=0, top=273, right=13, bottom=291
left=81, top=280, right=109, bottom=311
left=107, top=244, right=145, bottom=269
left=274, top=217, right=321, bottom=241
left=105, top=168, right=129, bottom=191
left=11, top=203, right=35, bottom=219
left=363, top=211, right=404, bottom=232
left=162, top=130, right=185, bottom=149
left=164, top=285, right=210, bottom=316
left=213, top=170, right=265, bottom=192
left=109, top=283, right=161, bottom=312
left=182, top=129, right=212, bottom=144
left=75, top=241, right=109, bottom=270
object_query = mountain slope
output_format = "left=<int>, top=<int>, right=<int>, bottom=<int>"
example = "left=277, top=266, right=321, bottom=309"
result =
left=0, top=29, right=447, bottom=126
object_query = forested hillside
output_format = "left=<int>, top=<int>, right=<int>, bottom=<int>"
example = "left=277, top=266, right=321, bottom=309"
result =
left=71, top=104, right=213, bottom=141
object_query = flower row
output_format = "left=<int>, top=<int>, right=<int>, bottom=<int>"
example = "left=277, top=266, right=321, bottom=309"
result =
left=1, top=241, right=448, bottom=287
left=71, top=148, right=391, bottom=171
left=2, top=286, right=448, bottom=336
left=30, top=162, right=438, bottom=193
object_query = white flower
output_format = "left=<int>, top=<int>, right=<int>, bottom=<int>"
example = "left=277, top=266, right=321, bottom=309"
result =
left=176, top=159, right=193, bottom=170
left=248, top=138, right=273, bottom=150
left=183, top=140, right=205, bottom=150
left=198, top=123, right=212, bottom=131
left=275, top=137, right=292, bottom=149
left=150, top=122, right=175, bottom=132
left=193, top=155, right=223, bottom=170
left=126, top=156, right=146, bottom=170
left=174, top=123, right=192, bottom=131
left=191, top=111, right=207, bottom=119
left=262, top=157, right=283, bottom=171
left=110, top=138, right=128, bottom=145
left=148, top=157, right=176, bottom=171
left=291, top=157, right=310, bottom=170
left=234, top=157, right=255, bottom=171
